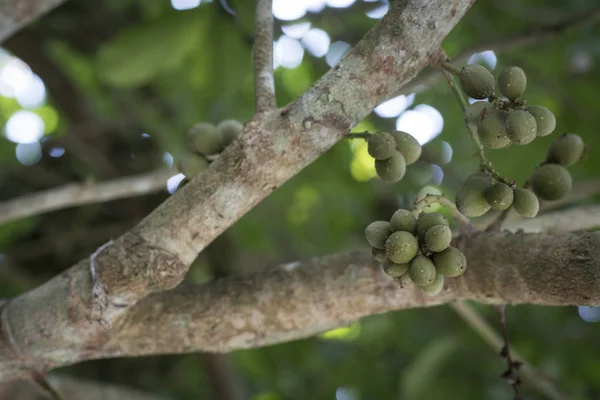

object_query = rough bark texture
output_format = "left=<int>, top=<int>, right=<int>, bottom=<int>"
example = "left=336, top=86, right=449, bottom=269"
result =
left=0, top=0, right=67, bottom=43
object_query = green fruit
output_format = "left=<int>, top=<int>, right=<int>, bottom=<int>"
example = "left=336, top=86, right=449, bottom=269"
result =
left=188, top=122, right=223, bottom=154
left=506, top=110, right=537, bottom=145
left=409, top=255, right=437, bottom=287
left=372, top=247, right=387, bottom=263
left=217, top=119, right=243, bottom=145
left=432, top=247, right=467, bottom=277
left=375, top=151, right=407, bottom=182
left=464, top=101, right=489, bottom=127
left=547, top=133, right=585, bottom=167
left=530, top=163, right=572, bottom=201
left=383, top=258, right=409, bottom=277
left=177, top=153, right=209, bottom=178
left=365, top=221, right=391, bottom=249
left=420, top=140, right=452, bottom=165
left=416, top=212, right=449, bottom=239
left=478, top=109, right=511, bottom=149
left=424, top=224, right=452, bottom=252
left=455, top=176, right=493, bottom=217
left=367, top=132, right=396, bottom=160
left=498, top=66, right=527, bottom=100
left=385, top=231, right=418, bottom=264
left=485, top=182, right=514, bottom=210
left=526, top=106, right=556, bottom=137
left=390, top=209, right=417, bottom=234
left=389, top=131, right=422, bottom=165
left=513, top=188, right=539, bottom=218
left=459, top=64, right=495, bottom=99
left=420, top=272, right=445, bottom=296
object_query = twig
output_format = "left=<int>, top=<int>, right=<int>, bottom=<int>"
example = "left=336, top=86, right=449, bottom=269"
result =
left=345, top=132, right=371, bottom=140
left=450, top=302, right=568, bottom=400
left=412, top=194, right=473, bottom=233
left=253, top=0, right=276, bottom=112
left=31, top=371, right=65, bottom=400
left=441, top=61, right=462, bottom=77
left=497, top=305, right=522, bottom=399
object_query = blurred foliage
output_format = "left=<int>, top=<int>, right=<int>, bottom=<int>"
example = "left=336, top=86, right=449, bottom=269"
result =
left=0, top=0, right=599, bottom=399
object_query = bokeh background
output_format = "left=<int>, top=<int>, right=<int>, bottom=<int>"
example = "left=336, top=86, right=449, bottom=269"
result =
left=1, top=0, right=600, bottom=399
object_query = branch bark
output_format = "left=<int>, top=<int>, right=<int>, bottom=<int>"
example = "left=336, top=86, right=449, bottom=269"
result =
left=253, top=0, right=276, bottom=112
left=0, top=0, right=67, bottom=43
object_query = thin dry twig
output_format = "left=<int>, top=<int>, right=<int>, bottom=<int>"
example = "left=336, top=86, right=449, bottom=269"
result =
left=253, top=0, right=276, bottom=112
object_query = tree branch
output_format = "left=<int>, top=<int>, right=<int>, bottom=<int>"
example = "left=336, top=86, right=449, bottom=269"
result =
left=253, top=0, right=275, bottom=112
left=0, top=169, right=174, bottom=226
left=0, top=0, right=68, bottom=43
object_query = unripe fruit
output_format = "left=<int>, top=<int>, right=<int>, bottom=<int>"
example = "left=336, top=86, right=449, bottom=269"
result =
left=390, top=208, right=417, bottom=234
left=464, top=101, right=489, bottom=127
left=455, top=176, right=493, bottom=217
left=365, top=221, right=391, bottom=249
left=420, top=140, right=452, bottom=165
left=217, top=119, right=243, bottom=145
left=432, top=246, right=467, bottom=277
left=389, top=131, right=422, bottom=165
left=526, top=106, right=556, bottom=137
left=506, top=110, right=537, bottom=145
left=383, top=258, right=409, bottom=277
left=478, top=109, right=511, bottom=149
left=530, top=163, right=572, bottom=201
left=459, top=64, right=495, bottom=99
left=485, top=182, right=514, bottom=210
left=188, top=122, right=223, bottom=154
left=375, top=150, right=407, bottom=182
left=372, top=247, right=387, bottom=263
left=513, top=188, right=539, bottom=218
left=386, top=231, right=418, bottom=264
left=547, top=133, right=584, bottom=167
left=178, top=153, right=209, bottom=178
left=420, top=272, right=445, bottom=296
left=416, top=212, right=449, bottom=239
left=498, top=66, right=527, bottom=100
left=424, top=224, right=452, bottom=252
left=367, top=132, right=395, bottom=160
left=409, top=255, right=437, bottom=287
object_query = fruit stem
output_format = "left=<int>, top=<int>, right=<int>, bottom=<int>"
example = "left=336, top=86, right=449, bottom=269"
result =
left=344, top=132, right=371, bottom=140
left=441, top=61, right=462, bottom=76
left=412, top=194, right=473, bottom=232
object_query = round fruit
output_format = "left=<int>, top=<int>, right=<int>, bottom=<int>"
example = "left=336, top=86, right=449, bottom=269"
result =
left=382, top=259, right=409, bottom=277
left=485, top=182, right=514, bottom=210
left=365, top=221, right=391, bottom=249
left=409, top=255, right=437, bottom=287
left=390, top=208, right=417, bottom=234
left=178, top=153, right=208, bottom=178
left=386, top=231, right=418, bottom=264
left=420, top=140, right=453, bottom=165
left=375, top=150, right=407, bottom=182
left=547, top=133, right=584, bottom=167
left=416, top=212, right=449, bottom=239
left=389, top=131, right=422, bottom=165
left=459, top=64, right=495, bottom=99
left=367, top=132, right=395, bottom=160
left=371, top=247, right=387, bottom=263
left=217, top=119, right=243, bottom=145
left=513, top=188, right=539, bottom=218
left=464, top=101, right=489, bottom=127
left=526, top=106, right=556, bottom=137
left=424, top=224, right=452, bottom=252
left=478, top=109, right=511, bottom=149
left=530, top=163, right=572, bottom=201
left=420, top=272, right=445, bottom=296
left=498, top=66, right=527, bottom=100
left=432, top=246, right=467, bottom=277
left=188, top=122, right=223, bottom=154
left=506, top=110, right=537, bottom=145
left=455, top=176, right=493, bottom=217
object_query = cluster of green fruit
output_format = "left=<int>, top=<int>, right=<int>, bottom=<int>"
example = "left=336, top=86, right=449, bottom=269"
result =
left=366, top=131, right=423, bottom=182
left=365, top=210, right=466, bottom=296
left=461, top=64, right=556, bottom=148
left=177, top=120, right=243, bottom=178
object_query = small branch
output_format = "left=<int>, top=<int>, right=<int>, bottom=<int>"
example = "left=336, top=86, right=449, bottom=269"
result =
left=485, top=208, right=512, bottom=232
left=441, top=61, right=462, bottom=76
left=412, top=194, right=473, bottom=233
left=497, top=305, right=522, bottom=399
left=31, top=371, right=64, bottom=400
left=253, top=0, right=276, bottom=112
left=440, top=67, right=468, bottom=112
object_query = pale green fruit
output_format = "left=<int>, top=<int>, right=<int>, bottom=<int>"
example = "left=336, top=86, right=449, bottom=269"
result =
left=526, top=106, right=556, bottom=137
left=459, top=64, right=495, bottom=99
left=389, top=131, right=422, bottom=165
left=547, top=133, right=585, bottom=167
left=217, top=119, right=244, bottom=145
left=455, top=176, right=493, bottom=217
left=506, top=110, right=537, bottom=145
left=485, top=182, right=514, bottom=210
left=420, top=140, right=452, bottom=165
left=367, top=132, right=396, bottom=160
left=389, top=209, right=417, bottom=235
left=386, top=231, right=418, bottom=264
left=432, top=246, right=467, bottom=277
left=416, top=212, right=449, bottom=239
left=420, top=272, right=445, bottom=296
left=409, top=255, right=437, bottom=287
left=464, top=101, right=490, bottom=127
left=498, top=66, right=527, bottom=100
left=372, top=247, right=387, bottom=263
left=383, top=258, right=409, bottom=277
left=424, top=224, right=452, bottom=252
left=365, top=221, right=391, bottom=249
left=513, top=188, right=539, bottom=218
left=375, top=150, right=407, bottom=182
left=177, top=153, right=209, bottom=179
left=531, top=163, right=572, bottom=201
left=188, top=122, right=223, bottom=154
left=478, top=109, right=511, bottom=149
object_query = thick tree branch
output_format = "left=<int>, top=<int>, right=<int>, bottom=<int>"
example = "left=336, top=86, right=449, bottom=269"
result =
left=0, top=0, right=67, bottom=43
left=0, top=169, right=174, bottom=226
left=253, top=0, right=275, bottom=112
